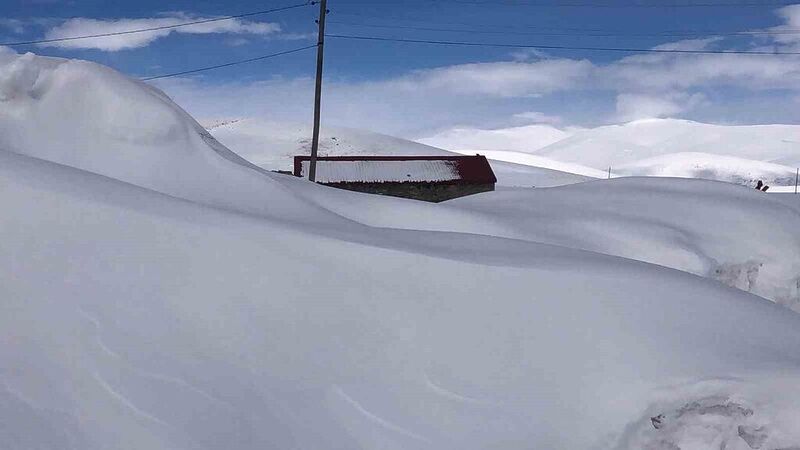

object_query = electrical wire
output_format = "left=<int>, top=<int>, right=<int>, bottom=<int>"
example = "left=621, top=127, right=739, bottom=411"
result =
left=431, top=0, right=798, bottom=8
left=333, top=11, right=796, bottom=37
left=326, top=33, right=800, bottom=55
left=327, top=19, right=800, bottom=38
left=1, top=2, right=311, bottom=47
left=141, top=44, right=317, bottom=81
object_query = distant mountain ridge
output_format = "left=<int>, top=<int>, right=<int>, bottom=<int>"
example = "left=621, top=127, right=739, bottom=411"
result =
left=420, top=118, right=800, bottom=186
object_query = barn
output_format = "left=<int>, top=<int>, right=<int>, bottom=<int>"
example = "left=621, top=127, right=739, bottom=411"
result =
left=293, top=155, right=497, bottom=202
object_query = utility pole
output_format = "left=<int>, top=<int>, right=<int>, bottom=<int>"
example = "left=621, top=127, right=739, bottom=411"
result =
left=308, top=0, right=328, bottom=182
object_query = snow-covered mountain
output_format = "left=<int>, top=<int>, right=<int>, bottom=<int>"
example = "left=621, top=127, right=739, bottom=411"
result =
left=421, top=118, right=800, bottom=187
left=4, top=50, right=800, bottom=450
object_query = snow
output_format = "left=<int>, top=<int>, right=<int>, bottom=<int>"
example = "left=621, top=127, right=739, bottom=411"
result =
left=616, top=152, right=800, bottom=186
left=4, top=51, right=800, bottom=450
left=297, top=159, right=461, bottom=183
left=206, top=117, right=593, bottom=188
left=419, top=123, right=570, bottom=154
left=533, top=119, right=800, bottom=169
left=421, top=118, right=800, bottom=189
left=285, top=175, right=800, bottom=310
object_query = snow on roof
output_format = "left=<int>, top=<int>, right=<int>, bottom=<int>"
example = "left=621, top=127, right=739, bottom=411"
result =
left=293, top=156, right=497, bottom=184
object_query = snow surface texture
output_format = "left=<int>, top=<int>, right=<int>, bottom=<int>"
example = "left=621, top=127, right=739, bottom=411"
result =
left=420, top=119, right=800, bottom=188
left=280, top=175, right=800, bottom=310
left=4, top=51, right=800, bottom=450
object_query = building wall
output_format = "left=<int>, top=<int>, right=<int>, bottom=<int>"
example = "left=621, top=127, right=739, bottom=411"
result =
left=324, top=182, right=494, bottom=202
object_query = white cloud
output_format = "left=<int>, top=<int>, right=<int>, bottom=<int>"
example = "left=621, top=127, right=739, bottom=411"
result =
left=513, top=111, right=562, bottom=125
left=651, top=37, right=724, bottom=52
left=600, top=51, right=800, bottom=91
left=393, top=59, right=593, bottom=98
left=40, top=15, right=281, bottom=51
left=770, top=4, right=800, bottom=46
left=615, top=92, right=707, bottom=121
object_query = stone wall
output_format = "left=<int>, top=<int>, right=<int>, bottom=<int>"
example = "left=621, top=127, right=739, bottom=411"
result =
left=324, top=182, right=494, bottom=202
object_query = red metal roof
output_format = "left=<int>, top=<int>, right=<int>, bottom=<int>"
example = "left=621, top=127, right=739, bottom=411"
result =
left=293, top=155, right=497, bottom=184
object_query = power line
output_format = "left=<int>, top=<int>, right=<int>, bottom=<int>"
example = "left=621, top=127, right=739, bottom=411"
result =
left=333, top=11, right=794, bottom=36
left=432, top=0, right=798, bottom=7
left=325, top=33, right=800, bottom=55
left=1, top=2, right=311, bottom=47
left=327, top=20, right=800, bottom=38
left=141, top=44, right=317, bottom=81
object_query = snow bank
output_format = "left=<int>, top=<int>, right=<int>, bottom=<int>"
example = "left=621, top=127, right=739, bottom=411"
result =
left=284, top=175, right=800, bottom=310
left=5, top=148, right=800, bottom=450
left=448, top=178, right=800, bottom=310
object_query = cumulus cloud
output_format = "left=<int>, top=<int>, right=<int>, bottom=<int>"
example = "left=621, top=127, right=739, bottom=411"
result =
left=390, top=59, right=593, bottom=98
left=600, top=51, right=800, bottom=91
left=39, top=15, right=281, bottom=51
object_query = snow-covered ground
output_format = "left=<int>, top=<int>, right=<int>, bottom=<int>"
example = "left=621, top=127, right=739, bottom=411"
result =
left=4, top=51, right=800, bottom=450
left=420, top=118, right=800, bottom=189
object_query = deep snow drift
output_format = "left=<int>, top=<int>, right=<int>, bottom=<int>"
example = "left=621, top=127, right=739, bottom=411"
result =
left=277, top=173, right=800, bottom=310
left=4, top=51, right=800, bottom=450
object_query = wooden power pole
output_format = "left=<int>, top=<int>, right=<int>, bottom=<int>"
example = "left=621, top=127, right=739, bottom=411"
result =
left=308, top=0, right=328, bottom=182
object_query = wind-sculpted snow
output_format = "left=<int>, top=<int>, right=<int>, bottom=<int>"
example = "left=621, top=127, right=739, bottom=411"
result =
left=0, top=51, right=342, bottom=225
left=5, top=148, right=800, bottom=450
left=291, top=175, right=800, bottom=310
left=4, top=52, right=800, bottom=449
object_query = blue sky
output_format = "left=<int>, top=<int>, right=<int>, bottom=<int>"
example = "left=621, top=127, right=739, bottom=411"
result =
left=2, top=0, right=800, bottom=136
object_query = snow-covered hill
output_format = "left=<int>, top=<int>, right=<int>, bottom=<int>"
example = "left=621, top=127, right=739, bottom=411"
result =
left=4, top=51, right=800, bottom=450
left=421, top=118, right=800, bottom=187
left=419, top=123, right=570, bottom=155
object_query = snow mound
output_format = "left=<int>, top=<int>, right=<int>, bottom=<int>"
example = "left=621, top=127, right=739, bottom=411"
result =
left=286, top=175, right=800, bottom=309
left=0, top=52, right=333, bottom=224
left=447, top=178, right=800, bottom=310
